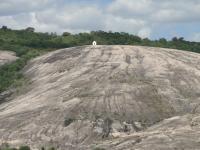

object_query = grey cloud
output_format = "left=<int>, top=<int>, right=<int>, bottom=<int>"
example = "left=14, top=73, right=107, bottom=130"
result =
left=108, top=0, right=200, bottom=23
left=108, top=0, right=153, bottom=18
left=36, top=6, right=105, bottom=31
left=188, top=32, right=200, bottom=42
left=0, top=0, right=199, bottom=39
left=0, top=0, right=54, bottom=16
left=105, top=15, right=148, bottom=34
left=0, top=0, right=152, bottom=37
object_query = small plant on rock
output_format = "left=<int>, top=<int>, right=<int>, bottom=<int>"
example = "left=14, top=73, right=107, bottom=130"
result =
left=19, top=146, right=30, bottom=150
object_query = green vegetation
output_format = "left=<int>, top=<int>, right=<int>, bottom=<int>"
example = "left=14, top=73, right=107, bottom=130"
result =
left=0, top=144, right=30, bottom=150
left=64, top=117, right=75, bottom=127
left=0, top=26, right=200, bottom=93
left=0, top=144, right=58, bottom=150
left=0, top=50, right=40, bottom=92
left=93, top=148, right=106, bottom=150
left=18, top=146, right=30, bottom=150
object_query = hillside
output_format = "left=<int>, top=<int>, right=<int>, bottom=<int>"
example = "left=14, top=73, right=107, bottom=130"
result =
left=0, top=45, right=200, bottom=150
left=1, top=28, right=200, bottom=94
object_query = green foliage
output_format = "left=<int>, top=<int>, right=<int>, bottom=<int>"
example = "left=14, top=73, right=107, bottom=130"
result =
left=0, top=143, right=30, bottom=150
left=64, top=117, right=75, bottom=127
left=93, top=148, right=106, bottom=150
left=62, top=32, right=71, bottom=36
left=39, top=147, right=56, bottom=150
left=48, top=147, right=55, bottom=150
left=18, top=146, right=30, bottom=150
left=0, top=49, right=40, bottom=92
left=0, top=144, right=56, bottom=150
left=0, top=148, right=17, bottom=150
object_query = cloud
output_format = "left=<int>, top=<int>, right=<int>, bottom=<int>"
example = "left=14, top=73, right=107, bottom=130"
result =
left=108, top=0, right=200, bottom=23
left=36, top=6, right=105, bottom=32
left=0, top=1, right=149, bottom=36
left=0, top=0, right=54, bottom=16
left=189, top=33, right=200, bottom=42
left=138, top=28, right=151, bottom=38
left=105, top=15, right=146, bottom=31
left=108, top=0, right=153, bottom=18
left=0, top=0, right=200, bottom=40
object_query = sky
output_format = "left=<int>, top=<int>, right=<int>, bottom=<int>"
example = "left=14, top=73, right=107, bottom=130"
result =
left=1, top=0, right=200, bottom=41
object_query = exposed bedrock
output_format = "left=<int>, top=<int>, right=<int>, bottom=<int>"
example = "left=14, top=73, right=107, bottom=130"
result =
left=0, top=46, right=200, bottom=150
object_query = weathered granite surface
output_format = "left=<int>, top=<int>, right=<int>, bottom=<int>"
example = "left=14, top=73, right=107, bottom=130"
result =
left=0, top=46, right=200, bottom=150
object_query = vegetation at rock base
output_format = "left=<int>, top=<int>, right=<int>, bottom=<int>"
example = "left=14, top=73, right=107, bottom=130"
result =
left=0, top=144, right=57, bottom=150
left=0, top=144, right=31, bottom=150
left=93, top=148, right=106, bottom=150
left=0, top=26, right=200, bottom=93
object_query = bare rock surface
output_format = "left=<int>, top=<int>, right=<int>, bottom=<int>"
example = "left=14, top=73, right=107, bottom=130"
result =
left=0, top=51, right=17, bottom=66
left=0, top=45, right=200, bottom=150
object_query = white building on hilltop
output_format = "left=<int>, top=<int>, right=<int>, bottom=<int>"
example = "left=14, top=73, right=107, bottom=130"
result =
left=92, top=41, right=97, bottom=46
